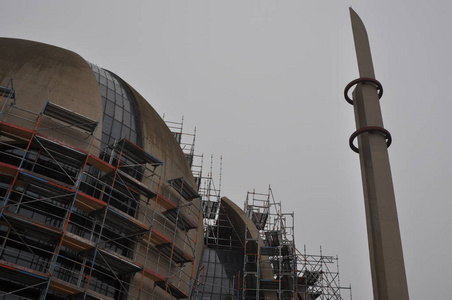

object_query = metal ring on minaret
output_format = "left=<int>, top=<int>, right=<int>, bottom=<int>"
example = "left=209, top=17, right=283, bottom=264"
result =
left=344, top=77, right=383, bottom=105
left=349, top=126, right=392, bottom=153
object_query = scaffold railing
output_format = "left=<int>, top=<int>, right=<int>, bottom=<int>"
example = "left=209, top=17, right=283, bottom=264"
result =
left=0, top=99, right=202, bottom=299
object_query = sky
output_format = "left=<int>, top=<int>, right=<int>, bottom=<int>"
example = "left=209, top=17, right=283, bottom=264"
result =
left=1, top=1, right=451, bottom=299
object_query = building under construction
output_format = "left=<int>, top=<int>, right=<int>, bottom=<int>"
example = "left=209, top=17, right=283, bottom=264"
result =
left=0, top=38, right=349, bottom=299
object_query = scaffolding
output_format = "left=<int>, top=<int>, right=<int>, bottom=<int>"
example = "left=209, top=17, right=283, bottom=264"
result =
left=147, top=110, right=351, bottom=300
left=243, top=187, right=351, bottom=300
left=296, top=246, right=351, bottom=300
left=0, top=94, right=202, bottom=299
left=163, top=116, right=198, bottom=172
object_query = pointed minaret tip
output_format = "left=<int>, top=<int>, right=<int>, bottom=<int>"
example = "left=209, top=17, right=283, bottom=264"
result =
left=349, top=7, right=360, bottom=21
left=349, top=7, right=375, bottom=78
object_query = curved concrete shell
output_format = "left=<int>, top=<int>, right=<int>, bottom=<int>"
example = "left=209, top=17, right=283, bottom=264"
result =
left=195, top=196, right=277, bottom=299
left=0, top=38, right=202, bottom=300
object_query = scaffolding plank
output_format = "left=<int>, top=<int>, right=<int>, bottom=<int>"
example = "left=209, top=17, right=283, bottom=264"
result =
left=154, top=280, right=188, bottom=299
left=168, top=177, right=199, bottom=201
left=87, top=154, right=115, bottom=174
left=115, top=138, right=162, bottom=165
left=1, top=210, right=62, bottom=240
left=143, top=228, right=172, bottom=246
left=0, top=161, right=18, bottom=177
left=142, top=268, right=166, bottom=282
left=18, top=169, right=75, bottom=193
left=42, top=101, right=98, bottom=133
left=105, top=206, right=149, bottom=234
left=62, top=232, right=96, bottom=252
left=48, top=278, right=84, bottom=295
left=94, top=248, right=143, bottom=275
left=156, top=243, right=194, bottom=264
left=0, top=121, right=34, bottom=140
left=74, top=192, right=107, bottom=213
left=155, top=193, right=177, bottom=210
left=163, top=208, right=197, bottom=231
left=34, top=135, right=87, bottom=167
left=116, top=169, right=156, bottom=199
left=0, top=259, right=48, bottom=286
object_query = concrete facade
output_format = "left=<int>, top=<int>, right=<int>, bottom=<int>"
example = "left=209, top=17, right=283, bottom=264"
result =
left=348, top=9, right=409, bottom=300
left=0, top=38, right=202, bottom=299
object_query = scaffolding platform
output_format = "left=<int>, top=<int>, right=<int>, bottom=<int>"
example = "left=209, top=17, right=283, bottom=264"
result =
left=142, top=268, right=166, bottom=282
left=41, top=101, right=98, bottom=133
left=0, top=259, right=48, bottom=286
left=145, top=229, right=172, bottom=246
left=156, top=243, right=194, bottom=264
left=33, top=135, right=87, bottom=168
left=48, top=277, right=84, bottom=296
left=62, top=232, right=96, bottom=252
left=104, top=206, right=149, bottom=235
left=1, top=210, right=62, bottom=241
left=155, top=193, right=177, bottom=210
left=0, top=161, right=19, bottom=177
left=116, top=169, right=156, bottom=199
left=154, top=280, right=189, bottom=299
left=114, top=138, right=162, bottom=166
left=18, top=169, right=75, bottom=194
left=0, top=121, right=33, bottom=141
left=86, top=154, right=115, bottom=174
left=168, top=177, right=199, bottom=201
left=74, top=192, right=107, bottom=213
left=86, top=248, right=142, bottom=275
left=163, top=208, right=197, bottom=231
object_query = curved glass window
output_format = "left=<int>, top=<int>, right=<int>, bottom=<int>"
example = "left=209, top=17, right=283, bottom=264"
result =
left=88, top=62, right=141, bottom=149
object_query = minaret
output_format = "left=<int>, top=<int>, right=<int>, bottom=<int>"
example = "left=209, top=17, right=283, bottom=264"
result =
left=344, top=8, right=410, bottom=300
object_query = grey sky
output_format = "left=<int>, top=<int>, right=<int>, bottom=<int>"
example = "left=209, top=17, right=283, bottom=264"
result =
left=1, top=1, right=450, bottom=299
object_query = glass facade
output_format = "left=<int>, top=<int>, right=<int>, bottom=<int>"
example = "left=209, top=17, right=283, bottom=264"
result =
left=88, top=63, right=141, bottom=149
left=0, top=64, right=148, bottom=299
left=197, top=248, right=243, bottom=299
left=194, top=202, right=244, bottom=300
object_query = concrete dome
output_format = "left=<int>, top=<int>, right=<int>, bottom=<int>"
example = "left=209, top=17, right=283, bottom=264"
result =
left=0, top=38, right=202, bottom=300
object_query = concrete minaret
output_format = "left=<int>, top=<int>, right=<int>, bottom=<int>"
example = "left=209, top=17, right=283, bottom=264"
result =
left=345, top=8, right=409, bottom=300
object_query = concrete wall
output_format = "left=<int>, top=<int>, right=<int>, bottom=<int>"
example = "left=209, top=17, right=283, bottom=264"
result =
left=221, top=197, right=277, bottom=299
left=0, top=38, right=103, bottom=145
left=0, top=38, right=203, bottom=298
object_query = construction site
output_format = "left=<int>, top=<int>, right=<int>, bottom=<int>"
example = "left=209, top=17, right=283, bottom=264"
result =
left=169, top=118, right=351, bottom=300
left=0, top=38, right=351, bottom=300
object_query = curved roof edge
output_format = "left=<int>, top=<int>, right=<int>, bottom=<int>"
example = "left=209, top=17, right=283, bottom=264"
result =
left=221, top=197, right=275, bottom=288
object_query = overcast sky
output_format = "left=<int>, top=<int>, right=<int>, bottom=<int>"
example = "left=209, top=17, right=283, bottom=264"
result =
left=1, top=1, right=451, bottom=299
